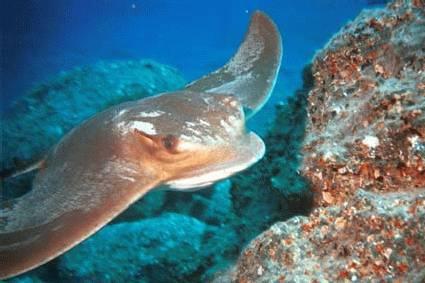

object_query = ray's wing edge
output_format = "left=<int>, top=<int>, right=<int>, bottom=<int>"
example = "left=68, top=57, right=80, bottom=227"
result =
left=185, top=11, right=283, bottom=119
left=0, top=180, right=158, bottom=280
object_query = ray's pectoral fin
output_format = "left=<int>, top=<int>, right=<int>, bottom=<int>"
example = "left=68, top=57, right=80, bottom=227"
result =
left=185, top=11, right=282, bottom=119
left=166, top=132, right=265, bottom=190
left=0, top=155, right=159, bottom=279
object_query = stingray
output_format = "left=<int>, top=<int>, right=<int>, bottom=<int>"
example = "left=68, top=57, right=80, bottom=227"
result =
left=0, top=11, right=282, bottom=279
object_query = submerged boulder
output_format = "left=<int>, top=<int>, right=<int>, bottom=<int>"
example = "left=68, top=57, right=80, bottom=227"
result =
left=228, top=0, right=425, bottom=282
left=232, top=189, right=425, bottom=282
left=58, top=213, right=238, bottom=283
left=302, top=0, right=425, bottom=207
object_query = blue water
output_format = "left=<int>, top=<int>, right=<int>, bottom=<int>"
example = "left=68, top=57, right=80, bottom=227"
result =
left=1, top=0, right=384, bottom=132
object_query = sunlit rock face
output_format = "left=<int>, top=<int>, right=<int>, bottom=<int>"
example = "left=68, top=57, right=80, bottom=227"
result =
left=226, top=1, right=425, bottom=282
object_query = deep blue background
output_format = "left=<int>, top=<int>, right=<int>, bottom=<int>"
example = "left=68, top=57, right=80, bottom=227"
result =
left=1, top=0, right=385, bottom=126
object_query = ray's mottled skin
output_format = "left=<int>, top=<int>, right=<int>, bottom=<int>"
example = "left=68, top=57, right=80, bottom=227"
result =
left=0, top=11, right=282, bottom=279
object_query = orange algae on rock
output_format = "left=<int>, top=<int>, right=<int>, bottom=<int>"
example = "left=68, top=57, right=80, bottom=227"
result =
left=223, top=1, right=425, bottom=282
left=303, top=0, right=425, bottom=207
left=232, top=190, right=425, bottom=282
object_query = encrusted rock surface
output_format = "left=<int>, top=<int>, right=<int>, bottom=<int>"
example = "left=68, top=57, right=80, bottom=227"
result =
left=233, top=189, right=425, bottom=282
left=303, top=0, right=425, bottom=207
left=229, top=1, right=425, bottom=282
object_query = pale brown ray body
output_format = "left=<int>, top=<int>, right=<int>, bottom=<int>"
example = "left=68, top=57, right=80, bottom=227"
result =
left=0, top=11, right=282, bottom=279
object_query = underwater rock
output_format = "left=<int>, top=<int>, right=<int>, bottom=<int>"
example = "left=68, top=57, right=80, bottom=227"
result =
left=1, top=59, right=185, bottom=198
left=58, top=213, right=238, bottom=282
left=232, top=189, right=425, bottom=282
left=229, top=0, right=425, bottom=282
left=302, top=0, right=425, bottom=207
left=113, top=190, right=167, bottom=223
left=113, top=179, right=233, bottom=225
left=7, top=276, right=44, bottom=283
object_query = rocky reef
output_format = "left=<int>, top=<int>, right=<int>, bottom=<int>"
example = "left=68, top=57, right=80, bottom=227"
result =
left=229, top=0, right=425, bottom=282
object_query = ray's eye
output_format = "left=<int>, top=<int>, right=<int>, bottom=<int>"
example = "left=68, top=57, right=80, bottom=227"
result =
left=162, top=134, right=178, bottom=152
